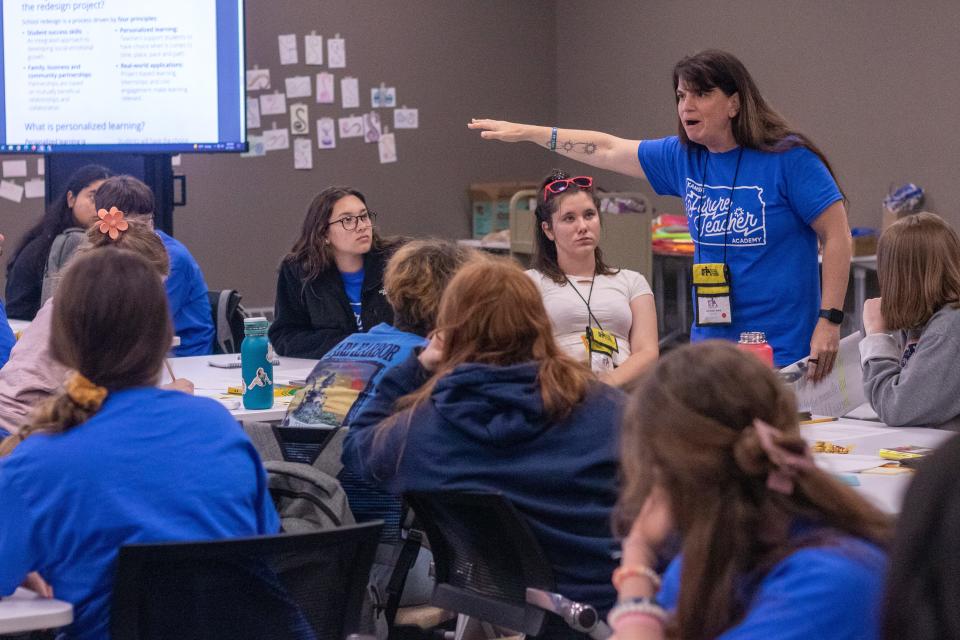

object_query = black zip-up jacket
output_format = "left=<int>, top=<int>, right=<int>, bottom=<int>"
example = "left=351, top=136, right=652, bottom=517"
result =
left=269, top=248, right=393, bottom=359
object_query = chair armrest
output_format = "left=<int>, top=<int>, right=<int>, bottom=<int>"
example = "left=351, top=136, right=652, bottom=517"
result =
left=525, top=588, right=611, bottom=639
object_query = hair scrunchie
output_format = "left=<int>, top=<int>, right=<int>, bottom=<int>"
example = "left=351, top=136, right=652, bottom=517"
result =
left=64, top=373, right=107, bottom=411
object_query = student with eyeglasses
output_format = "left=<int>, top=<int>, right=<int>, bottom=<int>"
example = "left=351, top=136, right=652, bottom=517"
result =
left=526, top=170, right=658, bottom=387
left=270, top=186, right=398, bottom=358
left=471, top=49, right=850, bottom=378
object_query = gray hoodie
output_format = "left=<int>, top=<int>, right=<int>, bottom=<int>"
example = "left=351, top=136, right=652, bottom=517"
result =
left=860, top=304, right=960, bottom=430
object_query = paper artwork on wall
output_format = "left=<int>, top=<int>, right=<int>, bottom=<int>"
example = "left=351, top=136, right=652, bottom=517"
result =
left=290, top=103, right=310, bottom=135
left=341, top=77, right=359, bottom=109
left=317, top=118, right=336, bottom=149
left=363, top=112, right=382, bottom=143
left=285, top=76, right=312, bottom=99
left=246, top=97, right=261, bottom=129
left=316, top=73, right=335, bottom=104
left=294, top=138, right=313, bottom=169
left=24, top=179, right=45, bottom=198
left=241, top=135, right=266, bottom=157
left=260, top=92, right=287, bottom=116
left=378, top=132, right=397, bottom=164
left=263, top=127, right=291, bottom=151
left=304, top=33, right=324, bottom=65
left=0, top=180, right=24, bottom=203
left=278, top=34, right=299, bottom=65
left=393, top=108, right=418, bottom=129
left=246, top=68, right=271, bottom=91
left=2, top=160, right=27, bottom=178
left=383, top=87, right=397, bottom=108
left=338, top=115, right=364, bottom=139
left=327, top=36, right=346, bottom=68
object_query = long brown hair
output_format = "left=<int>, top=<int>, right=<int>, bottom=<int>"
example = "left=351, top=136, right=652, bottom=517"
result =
left=878, top=212, right=960, bottom=330
left=673, top=49, right=844, bottom=199
left=1, top=249, right=173, bottom=455
left=620, top=341, right=890, bottom=639
left=373, top=256, right=594, bottom=455
left=532, top=169, right=617, bottom=284
left=285, top=186, right=387, bottom=282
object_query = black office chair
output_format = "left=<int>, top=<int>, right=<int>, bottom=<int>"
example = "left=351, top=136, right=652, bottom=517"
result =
left=111, top=522, right=382, bottom=640
left=404, top=491, right=611, bottom=640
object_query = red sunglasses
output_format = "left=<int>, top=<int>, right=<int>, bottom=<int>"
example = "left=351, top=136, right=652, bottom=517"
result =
left=543, top=176, right=594, bottom=200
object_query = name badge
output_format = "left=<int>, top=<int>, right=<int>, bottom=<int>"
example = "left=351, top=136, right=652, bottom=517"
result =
left=581, top=326, right=617, bottom=373
left=692, top=262, right=733, bottom=326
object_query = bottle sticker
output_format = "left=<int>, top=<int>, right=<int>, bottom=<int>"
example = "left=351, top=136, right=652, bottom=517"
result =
left=247, top=366, right=274, bottom=389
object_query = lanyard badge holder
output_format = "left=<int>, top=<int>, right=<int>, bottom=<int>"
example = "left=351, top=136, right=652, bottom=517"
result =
left=567, top=274, right=618, bottom=373
left=692, top=262, right=733, bottom=326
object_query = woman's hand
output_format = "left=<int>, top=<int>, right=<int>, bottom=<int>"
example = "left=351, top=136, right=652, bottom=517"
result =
left=862, top=298, right=886, bottom=335
left=417, top=333, right=445, bottom=372
left=162, top=378, right=195, bottom=394
left=22, top=572, right=53, bottom=598
left=806, top=319, right=840, bottom=381
left=622, top=485, right=673, bottom=569
left=467, top=119, right=539, bottom=143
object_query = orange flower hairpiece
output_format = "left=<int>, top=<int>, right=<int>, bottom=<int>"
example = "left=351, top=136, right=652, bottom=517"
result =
left=97, top=207, right=128, bottom=241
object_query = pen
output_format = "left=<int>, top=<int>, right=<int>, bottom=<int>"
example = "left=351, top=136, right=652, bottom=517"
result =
left=164, top=359, right=176, bottom=382
left=800, top=416, right=839, bottom=425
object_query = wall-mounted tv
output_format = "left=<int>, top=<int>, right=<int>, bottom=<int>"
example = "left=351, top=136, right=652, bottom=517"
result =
left=0, top=0, right=245, bottom=154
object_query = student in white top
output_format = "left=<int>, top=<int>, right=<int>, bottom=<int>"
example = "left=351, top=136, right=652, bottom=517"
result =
left=525, top=170, right=658, bottom=387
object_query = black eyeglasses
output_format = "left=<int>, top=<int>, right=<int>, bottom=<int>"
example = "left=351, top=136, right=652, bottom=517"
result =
left=326, top=210, right=377, bottom=231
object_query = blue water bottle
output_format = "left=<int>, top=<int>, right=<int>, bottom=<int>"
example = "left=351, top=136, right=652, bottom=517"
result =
left=241, top=317, right=274, bottom=410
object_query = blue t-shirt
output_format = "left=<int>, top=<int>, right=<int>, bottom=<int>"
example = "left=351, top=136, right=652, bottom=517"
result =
left=0, top=387, right=280, bottom=640
left=340, top=267, right=365, bottom=331
left=638, top=137, right=842, bottom=365
left=657, top=538, right=886, bottom=639
left=0, top=298, right=14, bottom=368
left=157, top=230, right=215, bottom=356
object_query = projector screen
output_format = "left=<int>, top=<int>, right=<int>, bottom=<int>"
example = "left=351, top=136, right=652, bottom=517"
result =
left=0, top=0, right=245, bottom=153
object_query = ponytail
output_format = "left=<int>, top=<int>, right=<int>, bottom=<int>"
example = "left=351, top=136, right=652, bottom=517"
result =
left=0, top=373, right=107, bottom=456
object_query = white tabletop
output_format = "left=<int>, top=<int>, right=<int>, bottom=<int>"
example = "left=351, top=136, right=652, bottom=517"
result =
left=163, top=354, right=319, bottom=422
left=0, top=588, right=73, bottom=634
left=800, top=417, right=953, bottom=513
left=7, top=318, right=30, bottom=336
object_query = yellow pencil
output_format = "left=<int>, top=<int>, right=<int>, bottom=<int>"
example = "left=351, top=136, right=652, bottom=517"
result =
left=164, top=359, right=176, bottom=382
left=800, top=416, right=839, bottom=425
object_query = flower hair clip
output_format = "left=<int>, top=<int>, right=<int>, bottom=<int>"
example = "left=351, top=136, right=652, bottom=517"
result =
left=97, top=207, right=128, bottom=240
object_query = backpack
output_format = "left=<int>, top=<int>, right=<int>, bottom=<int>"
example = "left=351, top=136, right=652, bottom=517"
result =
left=40, top=227, right=86, bottom=306
left=264, top=460, right=355, bottom=533
left=208, top=289, right=247, bottom=354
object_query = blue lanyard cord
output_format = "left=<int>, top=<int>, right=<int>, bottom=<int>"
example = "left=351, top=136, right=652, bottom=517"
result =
left=695, top=146, right=745, bottom=266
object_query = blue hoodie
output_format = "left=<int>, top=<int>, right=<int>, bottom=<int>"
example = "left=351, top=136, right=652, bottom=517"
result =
left=345, top=352, right=625, bottom=612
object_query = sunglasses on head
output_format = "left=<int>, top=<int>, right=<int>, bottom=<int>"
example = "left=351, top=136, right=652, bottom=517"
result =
left=543, top=176, right=593, bottom=200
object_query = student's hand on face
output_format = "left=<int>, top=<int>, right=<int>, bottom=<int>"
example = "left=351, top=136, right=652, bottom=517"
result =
left=22, top=572, right=53, bottom=598
left=162, top=378, right=195, bottom=395
left=622, top=485, right=673, bottom=569
left=862, top=298, right=886, bottom=335
left=467, top=118, right=528, bottom=143
left=417, top=333, right=445, bottom=372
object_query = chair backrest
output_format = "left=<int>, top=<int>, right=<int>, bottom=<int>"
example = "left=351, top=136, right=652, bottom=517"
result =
left=208, top=289, right=246, bottom=354
left=265, top=459, right=355, bottom=533
left=111, top=522, right=382, bottom=640
left=40, top=227, right=86, bottom=306
left=404, top=491, right=556, bottom=636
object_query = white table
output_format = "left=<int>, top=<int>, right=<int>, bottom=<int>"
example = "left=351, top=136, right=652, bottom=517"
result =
left=800, top=417, right=952, bottom=513
left=0, top=588, right=73, bottom=634
left=6, top=318, right=29, bottom=337
left=163, top=354, right=319, bottom=422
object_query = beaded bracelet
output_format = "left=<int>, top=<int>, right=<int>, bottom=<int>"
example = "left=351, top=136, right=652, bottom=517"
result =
left=612, top=564, right=662, bottom=591
left=607, top=597, right=667, bottom=629
left=549, top=127, right=558, bottom=151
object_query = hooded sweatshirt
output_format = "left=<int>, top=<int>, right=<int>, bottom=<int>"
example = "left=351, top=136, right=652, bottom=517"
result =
left=344, top=351, right=625, bottom=612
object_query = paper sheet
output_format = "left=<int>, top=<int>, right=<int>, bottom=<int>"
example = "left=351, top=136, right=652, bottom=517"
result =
left=293, top=137, right=313, bottom=170
left=317, top=118, right=336, bottom=149
left=338, top=115, right=364, bottom=138
left=289, top=103, right=310, bottom=135
left=278, top=34, right=298, bottom=65
left=800, top=422, right=894, bottom=442
left=2, top=160, right=27, bottom=178
left=170, top=155, right=181, bottom=167
left=259, top=92, right=287, bottom=116
left=370, top=87, right=382, bottom=108
left=246, top=97, right=261, bottom=129
left=37, top=158, right=44, bottom=176
left=363, top=112, right=381, bottom=143
left=781, top=332, right=865, bottom=417
left=383, top=87, right=397, bottom=108
left=340, top=77, right=359, bottom=108
left=246, top=68, right=271, bottom=91
left=240, top=135, right=266, bottom=157
left=0, top=180, right=23, bottom=202
left=24, top=178, right=44, bottom=198
left=262, top=127, right=290, bottom=151
left=316, top=73, right=335, bottom=104
left=284, top=76, right=310, bottom=99
left=393, top=108, right=418, bottom=129
left=304, top=34, right=324, bottom=65
left=327, top=37, right=346, bottom=68
left=378, top=132, right=397, bottom=163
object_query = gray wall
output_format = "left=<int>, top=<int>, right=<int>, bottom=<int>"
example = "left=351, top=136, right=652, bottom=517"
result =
left=555, top=0, right=960, bottom=226
left=3, top=1, right=959, bottom=308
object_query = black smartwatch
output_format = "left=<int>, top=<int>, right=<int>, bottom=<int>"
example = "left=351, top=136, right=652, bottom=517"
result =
left=818, top=308, right=844, bottom=325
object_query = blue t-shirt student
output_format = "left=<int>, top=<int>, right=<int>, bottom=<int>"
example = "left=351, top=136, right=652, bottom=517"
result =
left=158, top=231, right=215, bottom=356
left=340, top=267, right=365, bottom=331
left=0, top=298, right=14, bottom=368
left=0, top=387, right=280, bottom=640
left=638, top=137, right=842, bottom=366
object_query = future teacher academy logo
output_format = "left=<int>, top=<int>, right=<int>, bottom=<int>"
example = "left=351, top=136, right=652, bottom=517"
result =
left=684, top=178, right=767, bottom=247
